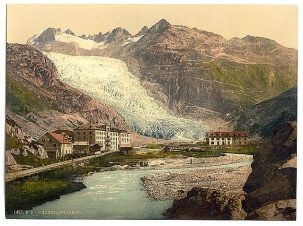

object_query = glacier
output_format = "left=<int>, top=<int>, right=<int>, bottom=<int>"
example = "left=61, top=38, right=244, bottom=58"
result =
left=45, top=52, right=208, bottom=140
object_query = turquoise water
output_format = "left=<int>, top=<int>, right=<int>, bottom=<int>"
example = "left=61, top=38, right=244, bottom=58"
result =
left=8, top=154, right=252, bottom=219
left=9, top=169, right=173, bottom=219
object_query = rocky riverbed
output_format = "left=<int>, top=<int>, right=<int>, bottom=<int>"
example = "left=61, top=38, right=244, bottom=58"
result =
left=141, top=154, right=253, bottom=200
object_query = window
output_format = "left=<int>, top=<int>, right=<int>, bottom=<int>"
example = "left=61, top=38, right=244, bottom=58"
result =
left=53, top=144, right=57, bottom=147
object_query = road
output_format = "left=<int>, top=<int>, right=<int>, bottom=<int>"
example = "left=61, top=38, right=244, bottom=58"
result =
left=5, top=151, right=117, bottom=182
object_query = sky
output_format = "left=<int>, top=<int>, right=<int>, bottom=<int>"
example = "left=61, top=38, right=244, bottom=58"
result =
left=7, top=4, right=298, bottom=48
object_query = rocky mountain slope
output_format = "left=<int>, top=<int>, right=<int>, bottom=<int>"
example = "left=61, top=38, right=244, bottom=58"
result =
left=164, top=121, right=296, bottom=220
left=5, top=115, right=50, bottom=172
left=233, top=86, right=297, bottom=138
left=6, top=43, right=131, bottom=140
left=27, top=19, right=297, bottom=123
left=118, top=20, right=297, bottom=118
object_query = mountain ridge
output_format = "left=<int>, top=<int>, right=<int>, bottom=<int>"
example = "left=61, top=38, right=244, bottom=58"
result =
left=24, top=19, right=297, bottom=137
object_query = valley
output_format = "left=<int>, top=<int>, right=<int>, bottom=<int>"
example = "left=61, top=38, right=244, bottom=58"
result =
left=5, top=17, right=297, bottom=221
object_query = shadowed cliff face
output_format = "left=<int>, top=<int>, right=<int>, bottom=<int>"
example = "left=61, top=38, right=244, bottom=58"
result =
left=243, top=121, right=297, bottom=220
left=233, top=87, right=297, bottom=138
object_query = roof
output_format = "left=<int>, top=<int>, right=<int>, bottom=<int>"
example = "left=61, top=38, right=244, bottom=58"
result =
left=120, top=144, right=132, bottom=148
left=76, top=123, right=106, bottom=130
left=75, top=123, right=129, bottom=133
left=48, top=132, right=72, bottom=144
left=206, top=131, right=248, bottom=137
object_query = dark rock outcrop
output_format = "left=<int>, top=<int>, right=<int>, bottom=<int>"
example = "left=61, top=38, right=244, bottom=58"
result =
left=27, top=28, right=61, bottom=47
left=64, top=29, right=75, bottom=36
left=90, top=32, right=104, bottom=42
left=164, top=188, right=247, bottom=220
left=243, top=121, right=297, bottom=220
left=106, top=27, right=132, bottom=43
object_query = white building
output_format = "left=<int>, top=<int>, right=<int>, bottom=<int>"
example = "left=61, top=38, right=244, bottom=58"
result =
left=38, top=132, right=73, bottom=159
left=73, top=123, right=131, bottom=153
left=206, top=131, right=248, bottom=146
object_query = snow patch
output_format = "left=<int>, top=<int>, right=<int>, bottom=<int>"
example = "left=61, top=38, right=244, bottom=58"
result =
left=45, top=52, right=208, bottom=140
left=121, top=35, right=143, bottom=46
left=55, top=34, right=107, bottom=50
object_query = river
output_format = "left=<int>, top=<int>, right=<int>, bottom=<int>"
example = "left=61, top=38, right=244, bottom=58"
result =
left=8, top=154, right=253, bottom=219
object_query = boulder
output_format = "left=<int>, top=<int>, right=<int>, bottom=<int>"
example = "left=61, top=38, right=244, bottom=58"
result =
left=164, top=187, right=247, bottom=220
left=36, top=144, right=48, bottom=159
left=247, top=199, right=296, bottom=220
left=5, top=151, right=17, bottom=166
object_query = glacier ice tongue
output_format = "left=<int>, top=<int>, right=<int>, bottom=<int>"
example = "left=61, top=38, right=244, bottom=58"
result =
left=45, top=52, right=208, bottom=140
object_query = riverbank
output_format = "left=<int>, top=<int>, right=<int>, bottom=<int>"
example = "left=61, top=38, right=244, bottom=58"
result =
left=5, top=165, right=94, bottom=214
left=141, top=154, right=253, bottom=200
left=6, top=151, right=252, bottom=216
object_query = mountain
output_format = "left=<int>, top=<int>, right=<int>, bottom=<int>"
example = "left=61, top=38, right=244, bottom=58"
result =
left=135, top=26, right=148, bottom=36
left=25, top=19, right=297, bottom=139
left=106, top=27, right=132, bottom=43
left=116, top=19, right=297, bottom=119
left=6, top=43, right=131, bottom=140
left=233, top=86, right=297, bottom=138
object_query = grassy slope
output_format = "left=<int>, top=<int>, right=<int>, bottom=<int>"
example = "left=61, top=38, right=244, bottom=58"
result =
left=223, top=144, right=260, bottom=155
left=6, top=74, right=49, bottom=115
left=201, top=61, right=296, bottom=107
left=88, top=150, right=225, bottom=167
left=5, top=165, right=89, bottom=214
left=6, top=134, right=22, bottom=150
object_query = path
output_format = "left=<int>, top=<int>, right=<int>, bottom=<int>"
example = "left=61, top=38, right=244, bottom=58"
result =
left=5, top=151, right=117, bottom=182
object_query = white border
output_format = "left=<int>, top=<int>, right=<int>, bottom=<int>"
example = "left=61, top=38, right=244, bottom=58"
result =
left=0, top=1, right=302, bottom=226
